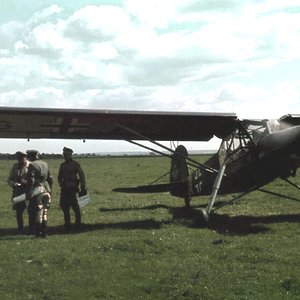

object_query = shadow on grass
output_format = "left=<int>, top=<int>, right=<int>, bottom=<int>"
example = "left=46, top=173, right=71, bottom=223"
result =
left=201, top=212, right=300, bottom=235
left=1, top=206, right=299, bottom=238
left=100, top=204, right=300, bottom=236
left=50, top=219, right=162, bottom=235
left=0, top=219, right=162, bottom=239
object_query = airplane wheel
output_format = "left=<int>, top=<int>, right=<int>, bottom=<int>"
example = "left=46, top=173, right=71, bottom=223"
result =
left=199, top=208, right=209, bottom=224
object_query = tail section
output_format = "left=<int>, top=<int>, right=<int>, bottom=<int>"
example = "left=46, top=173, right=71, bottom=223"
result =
left=170, top=145, right=190, bottom=202
left=170, top=145, right=189, bottom=183
left=113, top=145, right=191, bottom=206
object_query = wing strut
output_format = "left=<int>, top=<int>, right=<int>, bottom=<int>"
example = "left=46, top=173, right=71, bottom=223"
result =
left=127, top=139, right=172, bottom=158
left=258, top=188, right=300, bottom=203
left=256, top=178, right=300, bottom=203
left=211, top=178, right=300, bottom=213
left=282, top=178, right=300, bottom=190
left=127, top=139, right=201, bottom=169
left=212, top=187, right=258, bottom=212
left=117, top=123, right=219, bottom=174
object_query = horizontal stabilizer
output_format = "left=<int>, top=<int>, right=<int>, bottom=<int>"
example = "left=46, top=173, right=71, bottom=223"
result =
left=113, top=182, right=186, bottom=194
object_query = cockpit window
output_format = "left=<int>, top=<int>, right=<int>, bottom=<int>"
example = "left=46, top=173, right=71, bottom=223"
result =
left=218, top=126, right=253, bottom=164
left=266, top=120, right=280, bottom=133
left=218, top=118, right=280, bottom=164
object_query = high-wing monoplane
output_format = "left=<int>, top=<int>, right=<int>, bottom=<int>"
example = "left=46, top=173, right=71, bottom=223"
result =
left=0, top=106, right=300, bottom=221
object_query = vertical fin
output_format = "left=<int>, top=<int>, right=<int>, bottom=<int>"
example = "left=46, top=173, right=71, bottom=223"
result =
left=170, top=145, right=189, bottom=201
left=170, top=145, right=189, bottom=182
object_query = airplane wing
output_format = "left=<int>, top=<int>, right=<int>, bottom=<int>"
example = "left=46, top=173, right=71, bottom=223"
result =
left=0, top=106, right=238, bottom=141
left=279, top=114, right=300, bottom=126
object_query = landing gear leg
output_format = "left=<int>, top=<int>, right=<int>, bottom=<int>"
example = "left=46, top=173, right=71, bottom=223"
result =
left=199, top=207, right=210, bottom=223
left=201, top=162, right=227, bottom=223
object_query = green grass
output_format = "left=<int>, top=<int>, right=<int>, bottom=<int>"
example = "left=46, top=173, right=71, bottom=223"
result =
left=0, top=155, right=300, bottom=299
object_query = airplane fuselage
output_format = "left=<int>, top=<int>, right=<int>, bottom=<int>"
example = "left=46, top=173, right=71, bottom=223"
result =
left=189, top=125, right=300, bottom=197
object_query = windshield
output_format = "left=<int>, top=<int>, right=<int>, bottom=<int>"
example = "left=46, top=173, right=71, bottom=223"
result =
left=218, top=119, right=280, bottom=164
left=266, top=120, right=280, bottom=133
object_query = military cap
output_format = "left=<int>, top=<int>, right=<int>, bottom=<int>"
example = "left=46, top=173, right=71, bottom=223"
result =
left=63, top=147, right=73, bottom=154
left=26, top=149, right=39, bottom=156
left=15, top=151, right=27, bottom=158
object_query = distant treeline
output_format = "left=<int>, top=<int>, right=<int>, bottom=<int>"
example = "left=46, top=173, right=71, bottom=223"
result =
left=0, top=153, right=160, bottom=159
left=0, top=153, right=96, bottom=160
left=0, top=153, right=156, bottom=159
left=0, top=151, right=214, bottom=160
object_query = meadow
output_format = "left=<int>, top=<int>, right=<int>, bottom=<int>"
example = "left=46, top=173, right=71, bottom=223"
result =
left=0, top=155, right=300, bottom=300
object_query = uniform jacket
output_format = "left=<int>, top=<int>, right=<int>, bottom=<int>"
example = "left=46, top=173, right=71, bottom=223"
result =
left=8, top=160, right=30, bottom=197
left=26, top=159, right=53, bottom=199
left=58, top=159, right=86, bottom=192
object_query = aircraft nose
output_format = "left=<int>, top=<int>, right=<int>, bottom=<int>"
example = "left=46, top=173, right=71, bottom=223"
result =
left=259, top=125, right=300, bottom=156
left=293, top=126, right=300, bottom=155
left=288, top=126, right=300, bottom=154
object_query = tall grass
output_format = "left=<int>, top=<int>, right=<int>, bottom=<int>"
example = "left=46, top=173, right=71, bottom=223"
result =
left=0, top=155, right=299, bottom=299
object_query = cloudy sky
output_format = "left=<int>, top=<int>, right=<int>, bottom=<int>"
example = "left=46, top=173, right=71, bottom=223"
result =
left=1, top=0, right=300, bottom=154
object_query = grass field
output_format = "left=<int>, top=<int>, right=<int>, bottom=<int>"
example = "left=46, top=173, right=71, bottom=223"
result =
left=0, top=155, right=300, bottom=300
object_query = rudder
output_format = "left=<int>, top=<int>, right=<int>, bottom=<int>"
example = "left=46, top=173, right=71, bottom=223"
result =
left=170, top=145, right=189, bottom=200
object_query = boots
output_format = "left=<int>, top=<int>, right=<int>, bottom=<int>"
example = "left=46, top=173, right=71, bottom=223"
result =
left=41, top=221, right=47, bottom=238
left=28, top=213, right=36, bottom=235
left=16, top=213, right=24, bottom=234
left=35, top=223, right=41, bottom=238
left=35, top=221, right=47, bottom=238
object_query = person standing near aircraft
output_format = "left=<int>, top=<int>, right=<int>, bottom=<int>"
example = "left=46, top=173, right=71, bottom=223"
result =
left=7, top=151, right=30, bottom=234
left=58, top=147, right=86, bottom=232
left=25, top=150, right=53, bottom=238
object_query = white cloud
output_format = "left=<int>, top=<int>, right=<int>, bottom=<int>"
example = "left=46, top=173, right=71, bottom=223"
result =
left=1, top=1, right=300, bottom=152
left=28, top=4, right=63, bottom=27
left=0, top=21, right=24, bottom=50
left=125, top=0, right=180, bottom=28
left=65, top=5, right=131, bottom=41
left=89, top=42, right=118, bottom=60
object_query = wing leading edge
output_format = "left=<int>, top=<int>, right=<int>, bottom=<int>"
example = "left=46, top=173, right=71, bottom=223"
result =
left=0, top=106, right=238, bottom=141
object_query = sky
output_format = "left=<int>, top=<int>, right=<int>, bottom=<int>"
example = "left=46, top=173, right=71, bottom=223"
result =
left=1, top=0, right=300, bottom=154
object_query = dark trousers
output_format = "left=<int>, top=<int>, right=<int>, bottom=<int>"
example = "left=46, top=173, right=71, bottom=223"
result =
left=60, top=190, right=81, bottom=229
left=27, top=198, right=37, bottom=234
left=14, top=201, right=26, bottom=232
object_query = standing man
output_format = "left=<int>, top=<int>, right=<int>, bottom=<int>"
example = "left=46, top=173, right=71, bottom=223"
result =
left=25, top=150, right=53, bottom=238
left=7, top=151, right=30, bottom=234
left=58, top=147, right=86, bottom=232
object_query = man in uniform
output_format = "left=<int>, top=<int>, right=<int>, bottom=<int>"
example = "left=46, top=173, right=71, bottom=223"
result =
left=58, top=147, right=86, bottom=232
left=25, top=150, right=53, bottom=238
left=7, top=151, right=30, bottom=234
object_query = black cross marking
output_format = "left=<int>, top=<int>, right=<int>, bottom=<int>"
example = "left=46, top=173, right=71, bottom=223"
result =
left=41, top=117, right=90, bottom=133
left=0, top=121, right=12, bottom=130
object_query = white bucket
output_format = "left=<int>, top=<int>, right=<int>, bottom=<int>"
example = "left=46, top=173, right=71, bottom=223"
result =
left=77, top=193, right=91, bottom=208
left=13, top=193, right=26, bottom=204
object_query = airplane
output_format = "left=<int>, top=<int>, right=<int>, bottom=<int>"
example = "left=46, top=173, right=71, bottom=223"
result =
left=0, top=106, right=300, bottom=222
